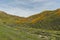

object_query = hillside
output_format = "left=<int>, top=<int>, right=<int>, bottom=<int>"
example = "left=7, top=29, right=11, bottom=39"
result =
left=28, top=9, right=60, bottom=30
left=0, top=11, right=29, bottom=27
left=0, top=9, right=60, bottom=40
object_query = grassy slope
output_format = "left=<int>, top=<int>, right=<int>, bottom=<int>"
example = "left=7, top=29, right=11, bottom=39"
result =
left=0, top=9, right=60, bottom=40
left=0, top=23, right=60, bottom=40
left=0, top=23, right=41, bottom=40
left=28, top=9, right=60, bottom=30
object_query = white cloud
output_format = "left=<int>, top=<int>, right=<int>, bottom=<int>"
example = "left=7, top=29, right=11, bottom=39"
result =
left=31, top=0, right=48, bottom=2
left=0, top=4, right=36, bottom=17
left=19, top=0, right=47, bottom=2
left=31, top=0, right=57, bottom=11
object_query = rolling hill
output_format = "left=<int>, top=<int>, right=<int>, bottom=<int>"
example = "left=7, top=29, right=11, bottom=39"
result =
left=28, top=9, right=60, bottom=30
left=0, top=9, right=60, bottom=40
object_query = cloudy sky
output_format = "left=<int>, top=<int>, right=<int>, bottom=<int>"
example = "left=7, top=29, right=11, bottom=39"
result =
left=0, top=0, right=60, bottom=17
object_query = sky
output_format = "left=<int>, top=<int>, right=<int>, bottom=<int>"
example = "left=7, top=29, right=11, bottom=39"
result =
left=0, top=0, right=60, bottom=17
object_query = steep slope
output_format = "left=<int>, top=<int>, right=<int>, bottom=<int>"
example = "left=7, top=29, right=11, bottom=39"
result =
left=28, top=9, right=60, bottom=30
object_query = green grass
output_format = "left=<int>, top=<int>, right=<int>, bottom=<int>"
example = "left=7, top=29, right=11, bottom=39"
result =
left=0, top=23, right=60, bottom=40
left=0, top=24, right=41, bottom=40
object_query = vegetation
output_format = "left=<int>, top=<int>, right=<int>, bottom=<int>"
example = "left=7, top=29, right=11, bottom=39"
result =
left=0, top=9, right=60, bottom=40
left=28, top=9, right=60, bottom=30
